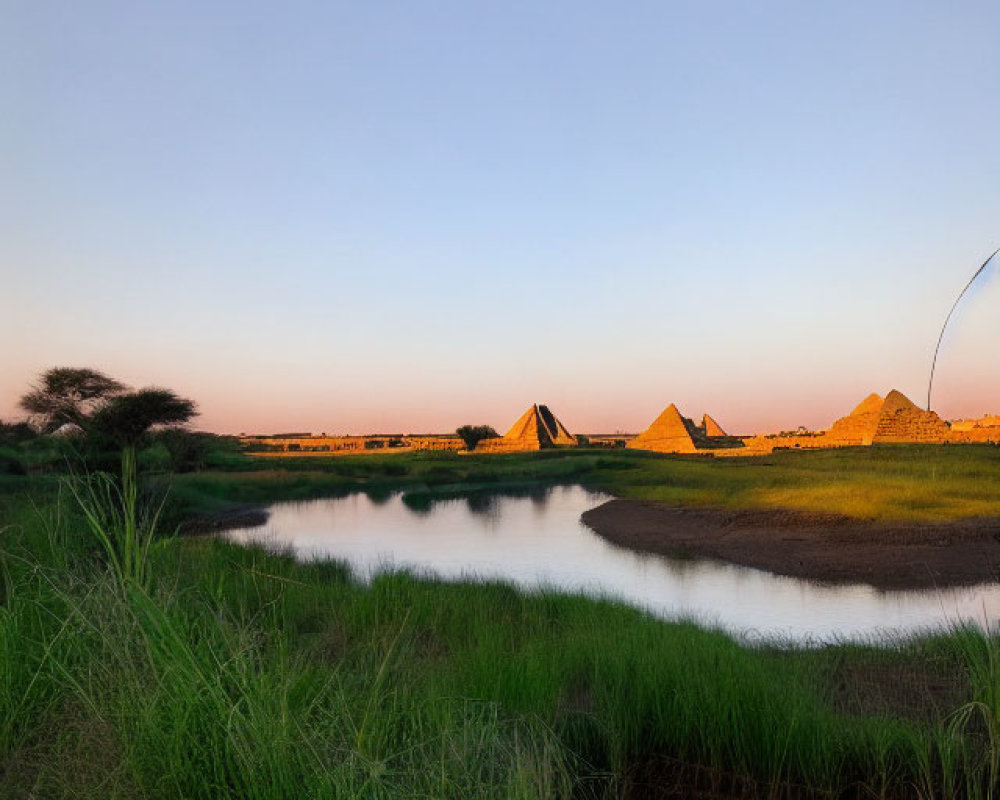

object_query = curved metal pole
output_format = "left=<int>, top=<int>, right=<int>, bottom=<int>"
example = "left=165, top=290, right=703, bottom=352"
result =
left=927, top=247, right=1000, bottom=411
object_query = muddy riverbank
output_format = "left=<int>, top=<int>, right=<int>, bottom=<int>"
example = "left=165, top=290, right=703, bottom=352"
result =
left=582, top=499, right=1000, bottom=590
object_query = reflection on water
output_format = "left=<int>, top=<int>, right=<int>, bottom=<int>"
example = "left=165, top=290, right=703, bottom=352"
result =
left=223, top=486, right=1000, bottom=643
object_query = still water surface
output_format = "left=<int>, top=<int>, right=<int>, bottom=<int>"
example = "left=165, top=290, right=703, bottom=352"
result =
left=224, top=486, right=1000, bottom=642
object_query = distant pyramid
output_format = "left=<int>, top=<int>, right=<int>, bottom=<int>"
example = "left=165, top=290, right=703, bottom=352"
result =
left=825, top=390, right=948, bottom=446
left=537, top=404, right=577, bottom=445
left=627, top=404, right=699, bottom=454
left=475, top=404, right=577, bottom=452
left=702, top=413, right=728, bottom=438
left=872, top=390, right=948, bottom=443
left=825, top=392, right=885, bottom=445
left=879, top=389, right=917, bottom=416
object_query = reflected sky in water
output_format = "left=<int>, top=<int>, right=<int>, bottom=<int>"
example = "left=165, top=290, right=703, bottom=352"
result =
left=223, top=486, right=1000, bottom=643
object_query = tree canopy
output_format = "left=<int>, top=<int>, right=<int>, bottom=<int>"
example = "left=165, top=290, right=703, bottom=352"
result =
left=19, top=367, right=125, bottom=432
left=90, top=388, right=197, bottom=447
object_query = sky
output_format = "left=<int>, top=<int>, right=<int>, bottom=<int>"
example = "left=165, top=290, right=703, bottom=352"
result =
left=2, top=1, right=999, bottom=435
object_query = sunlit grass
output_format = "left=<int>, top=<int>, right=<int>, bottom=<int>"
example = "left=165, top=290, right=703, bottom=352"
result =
left=164, top=444, right=1000, bottom=523
left=749, top=478, right=1000, bottom=522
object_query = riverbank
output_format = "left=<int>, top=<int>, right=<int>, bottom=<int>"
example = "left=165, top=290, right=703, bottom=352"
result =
left=583, top=499, right=1000, bottom=590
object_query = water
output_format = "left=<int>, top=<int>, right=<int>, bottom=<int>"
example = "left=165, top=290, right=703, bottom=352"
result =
left=223, top=485, right=1000, bottom=643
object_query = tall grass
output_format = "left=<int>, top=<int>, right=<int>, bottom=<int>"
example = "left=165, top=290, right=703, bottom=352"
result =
left=66, top=463, right=166, bottom=587
left=5, top=476, right=1000, bottom=796
left=1, top=491, right=578, bottom=797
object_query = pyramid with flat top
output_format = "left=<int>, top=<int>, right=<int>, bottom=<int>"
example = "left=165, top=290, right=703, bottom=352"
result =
left=627, top=404, right=699, bottom=454
left=475, top=404, right=577, bottom=452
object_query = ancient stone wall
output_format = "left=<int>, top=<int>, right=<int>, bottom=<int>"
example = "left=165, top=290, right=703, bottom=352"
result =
left=950, top=415, right=1000, bottom=433
left=241, top=436, right=368, bottom=453
left=240, top=434, right=463, bottom=455
left=474, top=437, right=538, bottom=453
left=406, top=436, right=465, bottom=451
left=948, top=427, right=1000, bottom=444
left=872, top=411, right=949, bottom=443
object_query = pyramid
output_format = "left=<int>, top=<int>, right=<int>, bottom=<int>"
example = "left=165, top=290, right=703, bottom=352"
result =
left=537, top=404, right=577, bottom=445
left=850, top=393, right=884, bottom=417
left=825, top=392, right=884, bottom=445
left=825, top=390, right=948, bottom=446
left=474, top=404, right=577, bottom=452
left=702, top=414, right=728, bottom=438
left=627, top=404, right=699, bottom=454
left=872, top=390, right=949, bottom=443
left=879, top=390, right=917, bottom=416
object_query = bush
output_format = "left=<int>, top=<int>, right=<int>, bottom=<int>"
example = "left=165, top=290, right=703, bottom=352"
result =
left=456, top=425, right=500, bottom=450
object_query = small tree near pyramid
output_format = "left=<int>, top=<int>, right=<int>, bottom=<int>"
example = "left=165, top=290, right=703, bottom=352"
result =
left=456, top=425, right=499, bottom=450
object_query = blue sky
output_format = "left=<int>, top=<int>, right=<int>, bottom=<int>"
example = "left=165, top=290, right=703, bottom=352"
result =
left=3, top=1, right=998, bottom=434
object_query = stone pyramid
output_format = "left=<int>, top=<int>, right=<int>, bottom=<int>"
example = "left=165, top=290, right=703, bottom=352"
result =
left=702, top=413, right=728, bottom=438
left=872, top=390, right=949, bottom=443
left=825, top=392, right=884, bottom=445
left=879, top=390, right=917, bottom=416
left=627, top=404, right=699, bottom=454
left=475, top=404, right=577, bottom=452
left=851, top=393, right=884, bottom=417
left=537, top=404, right=577, bottom=445
left=825, top=390, right=948, bottom=446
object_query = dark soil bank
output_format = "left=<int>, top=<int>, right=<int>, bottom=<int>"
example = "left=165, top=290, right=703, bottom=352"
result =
left=582, top=499, right=1000, bottom=590
left=179, top=505, right=269, bottom=535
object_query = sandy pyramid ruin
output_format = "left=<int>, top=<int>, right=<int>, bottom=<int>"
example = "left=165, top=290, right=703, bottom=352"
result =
left=872, top=390, right=949, bottom=443
left=702, top=414, right=728, bottom=438
left=825, top=392, right=884, bottom=445
left=475, top=404, right=577, bottom=452
left=627, top=404, right=700, bottom=454
left=824, top=390, right=948, bottom=446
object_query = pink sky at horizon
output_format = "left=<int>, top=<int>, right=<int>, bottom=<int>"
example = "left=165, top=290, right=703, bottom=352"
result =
left=2, top=334, right=997, bottom=437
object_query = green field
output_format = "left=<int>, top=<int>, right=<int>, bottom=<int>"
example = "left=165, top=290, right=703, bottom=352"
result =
left=3, top=445, right=1000, bottom=797
left=168, top=443, right=1000, bottom=524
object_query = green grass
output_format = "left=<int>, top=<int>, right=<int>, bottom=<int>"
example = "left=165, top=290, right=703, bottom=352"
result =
left=3, top=445, right=1000, bottom=796
left=4, top=486, right=1000, bottom=798
left=167, top=444, right=1000, bottom=523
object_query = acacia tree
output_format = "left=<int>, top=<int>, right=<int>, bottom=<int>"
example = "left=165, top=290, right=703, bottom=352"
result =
left=19, top=367, right=125, bottom=433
